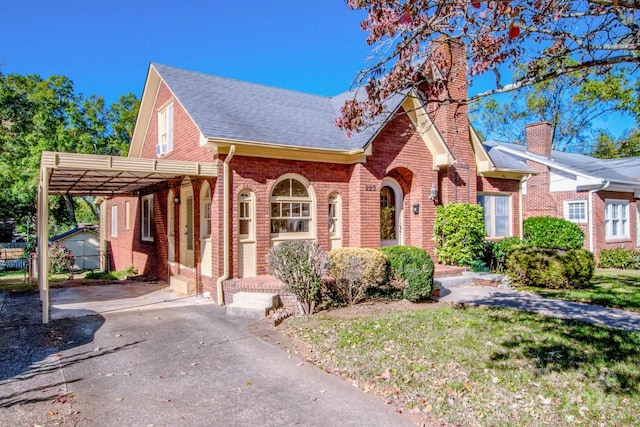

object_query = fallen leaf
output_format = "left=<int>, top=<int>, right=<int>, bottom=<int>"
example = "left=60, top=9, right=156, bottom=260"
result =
left=106, top=373, right=114, bottom=377
left=115, top=334, right=122, bottom=337
left=93, top=347, right=101, bottom=352
left=115, top=397, right=124, bottom=402
left=423, top=404, right=433, bottom=413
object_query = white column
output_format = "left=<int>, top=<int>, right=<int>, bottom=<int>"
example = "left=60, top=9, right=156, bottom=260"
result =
left=38, top=167, right=50, bottom=324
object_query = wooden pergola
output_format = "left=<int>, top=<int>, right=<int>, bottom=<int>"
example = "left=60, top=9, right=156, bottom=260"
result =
left=37, top=151, right=217, bottom=323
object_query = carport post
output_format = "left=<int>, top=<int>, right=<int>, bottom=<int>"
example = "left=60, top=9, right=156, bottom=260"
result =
left=38, top=166, right=50, bottom=324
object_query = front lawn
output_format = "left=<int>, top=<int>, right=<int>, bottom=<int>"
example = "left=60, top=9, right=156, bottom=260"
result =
left=522, top=268, right=640, bottom=312
left=283, top=305, right=640, bottom=426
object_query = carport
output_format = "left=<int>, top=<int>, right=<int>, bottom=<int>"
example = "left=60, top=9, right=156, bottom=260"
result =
left=37, top=151, right=217, bottom=323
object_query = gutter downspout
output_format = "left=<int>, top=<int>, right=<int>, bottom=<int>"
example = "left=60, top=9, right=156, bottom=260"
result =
left=519, top=174, right=532, bottom=239
left=216, top=145, right=235, bottom=305
left=588, top=181, right=609, bottom=253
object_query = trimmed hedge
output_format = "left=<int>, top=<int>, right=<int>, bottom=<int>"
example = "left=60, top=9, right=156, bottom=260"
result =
left=434, top=203, right=486, bottom=266
left=328, top=248, right=389, bottom=305
left=483, top=236, right=527, bottom=273
left=598, top=248, right=640, bottom=269
left=506, top=246, right=595, bottom=289
left=523, top=216, right=585, bottom=250
left=380, top=245, right=434, bottom=302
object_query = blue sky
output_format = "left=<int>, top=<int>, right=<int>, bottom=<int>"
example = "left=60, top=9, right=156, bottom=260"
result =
left=0, top=1, right=632, bottom=139
left=1, top=1, right=371, bottom=103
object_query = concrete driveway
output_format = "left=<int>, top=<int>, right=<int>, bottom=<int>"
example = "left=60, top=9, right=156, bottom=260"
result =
left=1, top=285, right=414, bottom=426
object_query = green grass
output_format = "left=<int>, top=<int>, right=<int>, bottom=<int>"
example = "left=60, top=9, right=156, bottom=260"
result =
left=522, top=268, right=640, bottom=312
left=283, top=306, right=640, bottom=426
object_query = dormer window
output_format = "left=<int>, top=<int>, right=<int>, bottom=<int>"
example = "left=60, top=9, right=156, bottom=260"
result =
left=156, top=103, right=173, bottom=156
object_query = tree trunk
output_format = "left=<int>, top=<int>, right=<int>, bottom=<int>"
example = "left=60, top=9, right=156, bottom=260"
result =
left=63, top=195, right=77, bottom=228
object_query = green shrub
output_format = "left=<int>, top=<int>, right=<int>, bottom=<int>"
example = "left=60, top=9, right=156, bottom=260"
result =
left=506, top=246, right=594, bottom=289
left=523, top=216, right=585, bottom=250
left=434, top=203, right=486, bottom=266
left=267, top=240, right=329, bottom=315
left=484, top=236, right=527, bottom=272
left=84, top=271, right=119, bottom=280
left=598, top=248, right=640, bottom=269
left=469, top=259, right=490, bottom=272
left=328, top=248, right=389, bottom=305
left=380, top=246, right=434, bottom=302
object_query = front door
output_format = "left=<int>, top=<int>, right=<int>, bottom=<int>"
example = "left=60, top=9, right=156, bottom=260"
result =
left=180, top=185, right=194, bottom=269
left=380, top=178, right=403, bottom=247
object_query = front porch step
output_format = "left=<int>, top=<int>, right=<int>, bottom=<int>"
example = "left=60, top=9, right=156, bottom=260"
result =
left=170, top=275, right=196, bottom=296
left=226, top=292, right=280, bottom=318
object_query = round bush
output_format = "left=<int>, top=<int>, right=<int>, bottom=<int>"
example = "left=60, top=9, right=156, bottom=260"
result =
left=328, top=248, right=389, bottom=305
left=506, top=246, right=594, bottom=289
left=523, top=216, right=585, bottom=250
left=380, top=246, right=434, bottom=302
left=434, top=203, right=486, bottom=267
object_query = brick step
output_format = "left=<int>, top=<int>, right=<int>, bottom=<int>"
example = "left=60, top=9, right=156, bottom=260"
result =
left=226, top=292, right=280, bottom=319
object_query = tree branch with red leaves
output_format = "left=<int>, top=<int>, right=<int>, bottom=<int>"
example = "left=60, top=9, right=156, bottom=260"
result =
left=338, top=0, right=640, bottom=132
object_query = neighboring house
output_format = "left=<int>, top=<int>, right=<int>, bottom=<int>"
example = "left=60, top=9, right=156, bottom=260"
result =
left=488, top=122, right=640, bottom=255
left=51, top=226, right=100, bottom=271
left=102, top=38, right=534, bottom=303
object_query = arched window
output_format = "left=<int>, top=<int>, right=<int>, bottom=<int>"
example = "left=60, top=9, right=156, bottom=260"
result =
left=270, top=176, right=313, bottom=238
left=328, top=192, right=342, bottom=250
left=238, top=189, right=254, bottom=240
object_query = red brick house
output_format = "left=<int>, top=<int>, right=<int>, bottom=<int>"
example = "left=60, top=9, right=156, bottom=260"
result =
left=489, top=122, right=640, bottom=255
left=104, top=40, right=534, bottom=303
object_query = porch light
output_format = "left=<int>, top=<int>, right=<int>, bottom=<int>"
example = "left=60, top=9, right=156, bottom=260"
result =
left=429, top=183, right=438, bottom=201
left=413, top=203, right=420, bottom=215
left=174, top=196, right=180, bottom=204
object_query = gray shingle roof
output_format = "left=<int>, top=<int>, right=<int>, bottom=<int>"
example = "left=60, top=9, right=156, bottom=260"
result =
left=491, top=141, right=640, bottom=185
left=483, top=140, right=535, bottom=172
left=152, top=63, right=403, bottom=151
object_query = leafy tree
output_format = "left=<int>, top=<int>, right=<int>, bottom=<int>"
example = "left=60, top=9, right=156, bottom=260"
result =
left=0, top=72, right=139, bottom=233
left=593, top=128, right=640, bottom=158
left=472, top=69, right=634, bottom=152
left=339, top=0, right=640, bottom=131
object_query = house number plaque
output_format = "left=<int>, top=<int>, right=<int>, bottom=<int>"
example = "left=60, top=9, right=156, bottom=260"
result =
left=365, top=185, right=377, bottom=191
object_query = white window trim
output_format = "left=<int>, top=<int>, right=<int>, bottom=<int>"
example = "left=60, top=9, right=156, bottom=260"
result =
left=270, top=174, right=315, bottom=241
left=201, top=184, right=212, bottom=239
left=563, top=200, right=588, bottom=224
left=141, top=194, right=154, bottom=242
left=238, top=190, right=255, bottom=242
left=111, top=205, right=118, bottom=237
left=478, top=193, right=512, bottom=238
left=328, top=192, right=341, bottom=239
left=156, top=103, right=174, bottom=157
left=605, top=199, right=630, bottom=240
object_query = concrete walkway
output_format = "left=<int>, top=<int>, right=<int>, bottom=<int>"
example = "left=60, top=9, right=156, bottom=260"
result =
left=438, top=284, right=640, bottom=332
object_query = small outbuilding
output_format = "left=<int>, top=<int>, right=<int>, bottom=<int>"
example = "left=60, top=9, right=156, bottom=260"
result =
left=51, top=226, right=100, bottom=271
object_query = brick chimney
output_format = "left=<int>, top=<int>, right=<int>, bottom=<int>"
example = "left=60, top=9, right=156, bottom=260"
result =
left=526, top=122, right=553, bottom=158
left=422, top=37, right=476, bottom=204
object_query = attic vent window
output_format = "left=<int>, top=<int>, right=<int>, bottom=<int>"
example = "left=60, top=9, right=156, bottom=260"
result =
left=156, top=103, right=174, bottom=157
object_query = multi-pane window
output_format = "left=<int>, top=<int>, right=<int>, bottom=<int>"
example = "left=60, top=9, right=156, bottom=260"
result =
left=141, top=194, right=154, bottom=242
left=270, top=177, right=312, bottom=236
left=564, top=200, right=587, bottom=223
left=478, top=194, right=511, bottom=237
left=111, top=205, right=118, bottom=237
left=328, top=193, right=341, bottom=237
left=239, top=190, right=253, bottom=239
left=605, top=200, right=629, bottom=239
left=156, top=103, right=173, bottom=156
